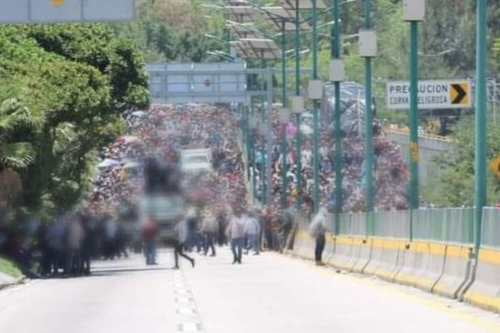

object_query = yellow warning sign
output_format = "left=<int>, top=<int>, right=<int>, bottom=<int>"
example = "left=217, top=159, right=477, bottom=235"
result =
left=450, top=83, right=470, bottom=106
left=490, top=157, right=500, bottom=179
left=51, top=0, right=65, bottom=7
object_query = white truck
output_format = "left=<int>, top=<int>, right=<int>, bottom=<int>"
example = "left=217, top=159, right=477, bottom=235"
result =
left=180, top=148, right=212, bottom=174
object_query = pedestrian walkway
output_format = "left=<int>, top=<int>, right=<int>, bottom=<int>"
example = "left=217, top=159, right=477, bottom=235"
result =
left=1, top=249, right=500, bottom=333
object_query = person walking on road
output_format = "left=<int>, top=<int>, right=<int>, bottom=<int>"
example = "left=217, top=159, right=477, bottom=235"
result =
left=173, top=217, right=195, bottom=269
left=142, top=219, right=158, bottom=265
left=227, top=207, right=245, bottom=264
left=201, top=210, right=217, bottom=256
left=309, top=207, right=327, bottom=266
left=245, top=210, right=260, bottom=255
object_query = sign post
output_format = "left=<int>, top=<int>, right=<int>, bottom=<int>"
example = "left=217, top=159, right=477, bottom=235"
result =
left=386, top=80, right=472, bottom=110
left=0, top=0, right=136, bottom=24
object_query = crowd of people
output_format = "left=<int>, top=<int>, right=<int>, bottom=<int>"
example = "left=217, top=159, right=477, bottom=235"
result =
left=251, top=95, right=409, bottom=214
left=0, top=96, right=411, bottom=275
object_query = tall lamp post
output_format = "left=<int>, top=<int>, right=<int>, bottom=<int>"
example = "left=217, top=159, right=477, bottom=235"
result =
left=359, top=0, right=377, bottom=235
left=291, top=95, right=305, bottom=206
left=249, top=113, right=258, bottom=203
left=474, top=0, right=488, bottom=249
left=280, top=107, right=291, bottom=208
left=294, top=0, right=303, bottom=207
left=309, top=0, right=324, bottom=214
left=330, top=0, right=345, bottom=234
left=403, top=0, right=425, bottom=240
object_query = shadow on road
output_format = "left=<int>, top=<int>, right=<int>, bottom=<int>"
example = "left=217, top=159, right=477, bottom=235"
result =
left=90, top=266, right=175, bottom=277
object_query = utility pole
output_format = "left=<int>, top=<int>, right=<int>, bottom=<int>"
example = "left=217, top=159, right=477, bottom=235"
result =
left=311, top=0, right=321, bottom=213
left=331, top=0, right=344, bottom=234
left=360, top=0, right=377, bottom=235
left=294, top=0, right=303, bottom=207
left=403, top=0, right=425, bottom=240
left=281, top=21, right=289, bottom=209
left=474, top=0, right=488, bottom=249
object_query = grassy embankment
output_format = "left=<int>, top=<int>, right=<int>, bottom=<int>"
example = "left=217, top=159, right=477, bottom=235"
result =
left=0, top=256, right=23, bottom=279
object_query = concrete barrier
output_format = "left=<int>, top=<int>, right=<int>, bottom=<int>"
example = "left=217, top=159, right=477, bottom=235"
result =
left=432, top=245, right=473, bottom=298
left=351, top=238, right=372, bottom=273
left=364, top=239, right=407, bottom=282
left=464, top=248, right=500, bottom=312
left=291, top=229, right=315, bottom=260
left=323, top=234, right=336, bottom=264
left=393, top=242, right=446, bottom=291
left=328, top=236, right=355, bottom=270
left=345, top=237, right=366, bottom=272
left=414, top=243, right=447, bottom=291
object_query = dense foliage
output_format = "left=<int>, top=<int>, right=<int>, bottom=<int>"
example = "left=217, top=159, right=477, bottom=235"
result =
left=425, top=117, right=500, bottom=207
left=0, top=24, right=150, bottom=221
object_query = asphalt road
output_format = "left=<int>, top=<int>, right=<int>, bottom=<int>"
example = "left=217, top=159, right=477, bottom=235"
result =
left=1, top=248, right=500, bottom=333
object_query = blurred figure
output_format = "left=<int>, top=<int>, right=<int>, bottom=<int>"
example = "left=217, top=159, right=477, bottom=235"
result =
left=216, top=210, right=228, bottom=246
left=280, top=206, right=295, bottom=251
left=65, top=214, right=84, bottom=276
left=227, top=207, right=245, bottom=264
left=46, top=214, right=66, bottom=276
left=309, top=207, right=328, bottom=266
left=245, top=210, right=260, bottom=255
left=142, top=218, right=158, bottom=265
left=262, top=208, right=274, bottom=250
left=173, top=217, right=195, bottom=269
left=201, top=210, right=217, bottom=256
left=103, top=215, right=118, bottom=260
left=79, top=212, right=94, bottom=275
left=141, top=157, right=186, bottom=266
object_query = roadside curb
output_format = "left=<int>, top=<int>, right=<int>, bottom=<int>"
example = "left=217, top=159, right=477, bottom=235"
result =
left=0, top=276, right=26, bottom=291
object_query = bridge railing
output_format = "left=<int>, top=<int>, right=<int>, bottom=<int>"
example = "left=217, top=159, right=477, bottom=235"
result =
left=481, top=207, right=500, bottom=249
left=333, top=207, right=479, bottom=246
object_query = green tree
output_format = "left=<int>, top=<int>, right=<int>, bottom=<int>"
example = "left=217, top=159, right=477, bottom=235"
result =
left=425, top=118, right=500, bottom=207
left=0, top=24, right=149, bottom=216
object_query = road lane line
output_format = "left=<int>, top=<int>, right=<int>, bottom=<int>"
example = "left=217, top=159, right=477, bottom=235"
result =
left=173, top=270, right=205, bottom=333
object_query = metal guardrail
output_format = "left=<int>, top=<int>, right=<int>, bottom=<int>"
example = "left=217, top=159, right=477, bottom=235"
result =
left=481, top=207, right=500, bottom=248
left=333, top=207, right=477, bottom=246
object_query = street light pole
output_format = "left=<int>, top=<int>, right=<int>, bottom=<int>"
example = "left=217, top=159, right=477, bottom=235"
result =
left=260, top=64, right=267, bottom=205
left=295, top=0, right=303, bottom=207
left=403, top=0, right=425, bottom=241
left=332, top=0, right=343, bottom=235
left=250, top=110, right=258, bottom=203
left=265, top=66, right=274, bottom=206
left=312, top=0, right=321, bottom=213
left=409, top=21, right=420, bottom=211
left=361, top=0, right=375, bottom=235
left=474, top=0, right=488, bottom=250
left=281, top=21, right=289, bottom=209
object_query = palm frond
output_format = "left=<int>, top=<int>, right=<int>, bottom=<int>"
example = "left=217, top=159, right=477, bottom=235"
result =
left=0, top=98, right=35, bottom=133
left=0, top=142, right=36, bottom=169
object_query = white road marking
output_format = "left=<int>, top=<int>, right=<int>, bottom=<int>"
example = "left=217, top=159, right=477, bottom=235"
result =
left=173, top=270, right=204, bottom=332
